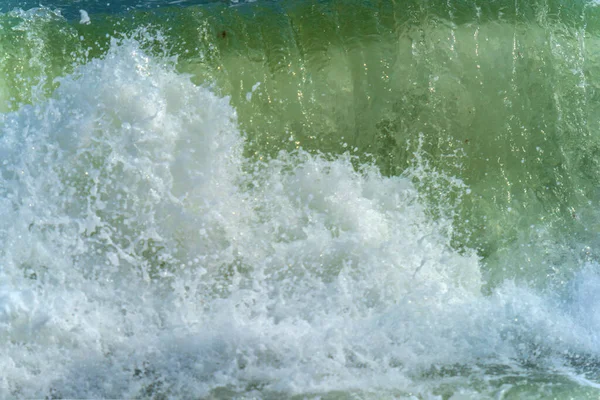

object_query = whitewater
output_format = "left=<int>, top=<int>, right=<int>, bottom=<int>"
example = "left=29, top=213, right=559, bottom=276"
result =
left=2, top=0, right=600, bottom=398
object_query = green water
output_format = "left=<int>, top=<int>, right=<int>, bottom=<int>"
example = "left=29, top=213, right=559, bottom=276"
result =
left=5, top=1, right=600, bottom=283
left=4, top=0, right=600, bottom=398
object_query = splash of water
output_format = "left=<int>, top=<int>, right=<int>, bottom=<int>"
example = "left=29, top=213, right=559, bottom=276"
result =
left=2, top=7, right=600, bottom=399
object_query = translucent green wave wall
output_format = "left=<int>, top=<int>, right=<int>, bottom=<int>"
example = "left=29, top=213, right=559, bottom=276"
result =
left=3, top=0, right=600, bottom=289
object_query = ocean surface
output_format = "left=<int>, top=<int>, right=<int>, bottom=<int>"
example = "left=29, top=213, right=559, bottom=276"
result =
left=2, top=0, right=600, bottom=398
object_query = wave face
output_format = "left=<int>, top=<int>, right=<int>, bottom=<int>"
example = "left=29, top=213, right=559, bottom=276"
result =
left=3, top=1, right=600, bottom=398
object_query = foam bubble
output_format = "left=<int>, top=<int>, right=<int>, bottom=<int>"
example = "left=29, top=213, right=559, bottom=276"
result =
left=79, top=10, right=90, bottom=25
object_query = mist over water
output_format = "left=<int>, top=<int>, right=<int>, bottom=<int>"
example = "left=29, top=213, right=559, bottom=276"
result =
left=3, top=0, right=600, bottom=398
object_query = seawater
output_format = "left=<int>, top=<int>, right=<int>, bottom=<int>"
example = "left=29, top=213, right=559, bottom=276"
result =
left=3, top=0, right=600, bottom=398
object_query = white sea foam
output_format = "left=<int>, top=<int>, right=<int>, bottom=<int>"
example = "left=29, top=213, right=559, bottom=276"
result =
left=79, top=9, right=90, bottom=25
left=245, top=81, right=261, bottom=101
left=1, top=36, right=600, bottom=398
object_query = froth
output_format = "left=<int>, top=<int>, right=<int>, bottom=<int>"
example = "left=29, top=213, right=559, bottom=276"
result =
left=1, top=36, right=599, bottom=398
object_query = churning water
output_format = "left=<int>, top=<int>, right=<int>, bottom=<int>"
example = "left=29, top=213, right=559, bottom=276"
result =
left=3, top=0, right=600, bottom=398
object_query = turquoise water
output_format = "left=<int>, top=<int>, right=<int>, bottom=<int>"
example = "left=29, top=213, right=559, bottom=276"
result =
left=3, top=0, right=600, bottom=398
